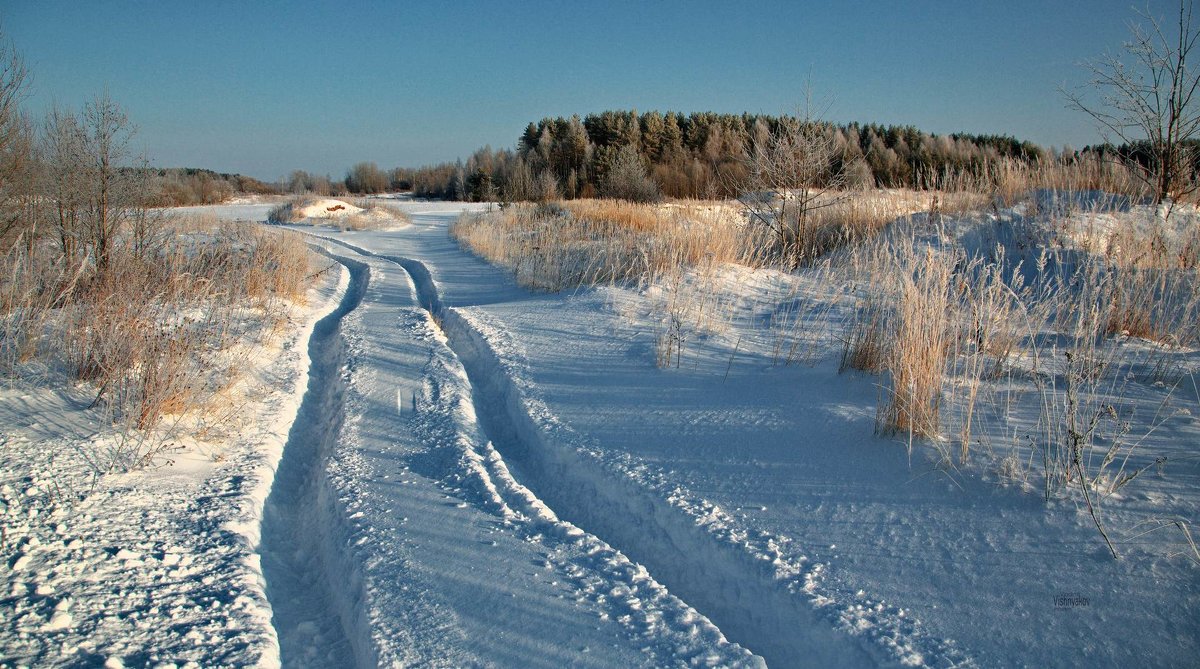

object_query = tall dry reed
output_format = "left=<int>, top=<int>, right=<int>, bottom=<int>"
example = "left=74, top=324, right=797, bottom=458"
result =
left=0, top=213, right=316, bottom=469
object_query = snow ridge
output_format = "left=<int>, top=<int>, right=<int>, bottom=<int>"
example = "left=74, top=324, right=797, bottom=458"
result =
left=259, top=254, right=378, bottom=668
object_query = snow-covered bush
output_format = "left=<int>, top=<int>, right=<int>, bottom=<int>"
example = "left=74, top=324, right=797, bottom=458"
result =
left=268, top=196, right=410, bottom=230
left=0, top=216, right=317, bottom=469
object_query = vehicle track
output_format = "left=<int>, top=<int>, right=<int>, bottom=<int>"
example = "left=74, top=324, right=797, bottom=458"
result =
left=258, top=254, right=377, bottom=669
left=317, top=235, right=875, bottom=668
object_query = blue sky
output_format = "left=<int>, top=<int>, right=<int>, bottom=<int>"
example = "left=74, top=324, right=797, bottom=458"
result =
left=1, top=0, right=1174, bottom=181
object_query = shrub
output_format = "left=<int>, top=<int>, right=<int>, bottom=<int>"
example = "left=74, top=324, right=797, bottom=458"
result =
left=1, top=214, right=316, bottom=469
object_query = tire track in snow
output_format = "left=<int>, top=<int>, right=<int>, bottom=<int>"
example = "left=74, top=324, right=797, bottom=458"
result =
left=448, top=305, right=971, bottom=669
left=430, top=300, right=874, bottom=669
left=259, top=253, right=376, bottom=669
left=311, top=236, right=759, bottom=666
left=315, top=236, right=890, bottom=668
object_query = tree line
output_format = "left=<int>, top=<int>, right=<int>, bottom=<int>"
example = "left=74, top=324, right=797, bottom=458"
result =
left=368, top=111, right=1060, bottom=203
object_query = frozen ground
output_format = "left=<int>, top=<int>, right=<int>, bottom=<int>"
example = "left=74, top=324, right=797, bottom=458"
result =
left=2, top=196, right=1197, bottom=667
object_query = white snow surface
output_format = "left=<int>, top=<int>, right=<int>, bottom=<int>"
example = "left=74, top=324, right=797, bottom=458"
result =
left=0, top=265, right=345, bottom=667
left=295, top=199, right=363, bottom=219
left=3, top=197, right=1197, bottom=668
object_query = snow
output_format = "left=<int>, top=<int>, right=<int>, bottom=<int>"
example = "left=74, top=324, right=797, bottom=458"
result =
left=169, top=201, right=280, bottom=223
left=2, top=197, right=1197, bottom=668
left=294, top=199, right=364, bottom=219
left=0, top=261, right=345, bottom=667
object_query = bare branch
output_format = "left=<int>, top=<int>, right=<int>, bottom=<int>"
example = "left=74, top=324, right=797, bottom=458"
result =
left=1067, top=1, right=1200, bottom=205
left=738, top=104, right=849, bottom=268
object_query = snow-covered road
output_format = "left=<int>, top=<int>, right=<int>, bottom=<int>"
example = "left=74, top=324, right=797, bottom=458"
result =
left=6, top=198, right=1194, bottom=668
left=270, top=207, right=971, bottom=668
left=278, top=225, right=765, bottom=667
left=269, top=200, right=1196, bottom=668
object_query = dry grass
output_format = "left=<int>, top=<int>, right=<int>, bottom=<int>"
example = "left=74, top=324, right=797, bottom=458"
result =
left=849, top=238, right=958, bottom=444
left=452, top=192, right=933, bottom=293
left=927, top=155, right=1150, bottom=210
left=944, top=248, right=1052, bottom=462
left=453, top=198, right=773, bottom=367
left=884, top=247, right=955, bottom=442
left=452, top=199, right=762, bottom=292
left=561, top=199, right=672, bottom=233
left=1096, top=216, right=1200, bottom=345
left=266, top=199, right=302, bottom=225
left=834, top=209, right=1175, bottom=477
left=839, top=294, right=889, bottom=374
left=745, top=189, right=933, bottom=267
left=452, top=192, right=965, bottom=372
left=0, top=214, right=317, bottom=469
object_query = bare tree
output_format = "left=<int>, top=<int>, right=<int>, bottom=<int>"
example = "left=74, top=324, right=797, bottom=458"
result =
left=0, top=29, right=31, bottom=241
left=81, top=94, right=135, bottom=270
left=42, top=106, right=87, bottom=258
left=42, top=94, right=153, bottom=267
left=346, top=161, right=389, bottom=194
left=1064, top=1, right=1200, bottom=206
left=739, top=111, right=847, bottom=267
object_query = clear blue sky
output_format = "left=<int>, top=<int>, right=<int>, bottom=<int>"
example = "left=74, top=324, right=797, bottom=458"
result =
left=1, top=0, right=1176, bottom=181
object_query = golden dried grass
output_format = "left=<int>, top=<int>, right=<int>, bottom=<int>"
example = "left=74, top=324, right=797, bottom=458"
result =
left=1, top=215, right=316, bottom=449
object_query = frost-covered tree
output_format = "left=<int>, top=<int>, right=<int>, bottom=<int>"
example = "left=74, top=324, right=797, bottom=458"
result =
left=740, top=113, right=847, bottom=267
left=599, top=144, right=660, bottom=203
left=42, top=94, right=150, bottom=267
left=81, top=94, right=138, bottom=269
left=534, top=169, right=560, bottom=202
left=42, top=107, right=86, bottom=257
left=0, top=32, right=31, bottom=242
left=1065, top=0, right=1200, bottom=205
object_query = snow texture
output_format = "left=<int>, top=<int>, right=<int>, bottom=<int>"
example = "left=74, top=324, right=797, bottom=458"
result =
left=3, top=195, right=1197, bottom=668
left=1, top=263, right=345, bottom=668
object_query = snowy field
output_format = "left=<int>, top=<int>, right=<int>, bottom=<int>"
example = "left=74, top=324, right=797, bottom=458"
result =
left=2, top=196, right=1197, bottom=667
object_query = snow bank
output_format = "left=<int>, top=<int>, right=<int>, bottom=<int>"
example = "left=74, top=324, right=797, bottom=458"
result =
left=295, top=198, right=363, bottom=219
